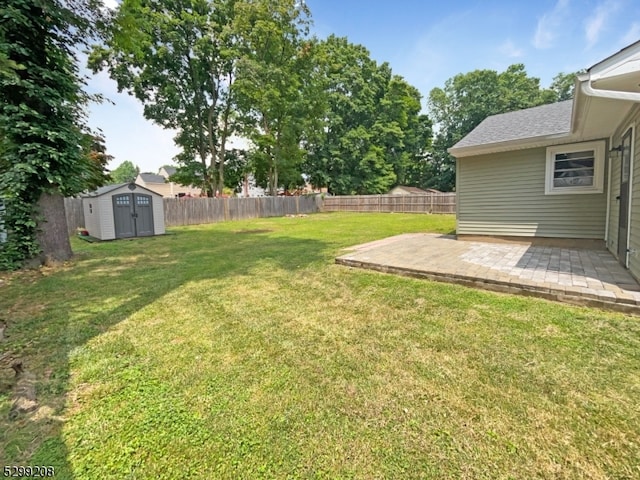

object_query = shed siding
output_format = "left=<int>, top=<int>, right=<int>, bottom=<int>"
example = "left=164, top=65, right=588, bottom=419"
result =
left=82, top=198, right=102, bottom=239
left=457, top=147, right=607, bottom=238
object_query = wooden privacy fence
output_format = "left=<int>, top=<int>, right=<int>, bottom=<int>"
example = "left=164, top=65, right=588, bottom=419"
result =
left=164, top=195, right=322, bottom=226
left=64, top=197, right=85, bottom=236
left=63, top=195, right=323, bottom=234
left=323, top=194, right=456, bottom=214
left=63, top=193, right=452, bottom=236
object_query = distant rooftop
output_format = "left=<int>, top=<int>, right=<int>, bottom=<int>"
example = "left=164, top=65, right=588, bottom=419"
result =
left=391, top=186, right=431, bottom=194
left=161, top=166, right=177, bottom=177
left=139, top=172, right=167, bottom=184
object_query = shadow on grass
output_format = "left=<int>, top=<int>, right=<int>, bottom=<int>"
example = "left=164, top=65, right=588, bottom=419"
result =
left=0, top=227, right=329, bottom=476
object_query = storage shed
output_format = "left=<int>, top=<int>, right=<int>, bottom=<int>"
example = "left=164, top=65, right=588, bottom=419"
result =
left=82, top=183, right=165, bottom=240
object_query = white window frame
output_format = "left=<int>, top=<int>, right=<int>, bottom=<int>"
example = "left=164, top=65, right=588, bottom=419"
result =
left=545, top=141, right=606, bottom=195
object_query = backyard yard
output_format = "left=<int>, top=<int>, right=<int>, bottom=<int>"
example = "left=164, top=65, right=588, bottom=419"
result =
left=1, top=212, right=639, bottom=479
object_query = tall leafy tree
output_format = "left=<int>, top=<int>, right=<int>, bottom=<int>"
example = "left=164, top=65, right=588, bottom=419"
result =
left=233, top=0, right=324, bottom=194
left=90, top=0, right=238, bottom=196
left=0, top=0, right=109, bottom=269
left=428, top=64, right=555, bottom=191
left=548, top=71, right=584, bottom=101
left=305, top=36, right=430, bottom=195
left=111, top=160, right=140, bottom=183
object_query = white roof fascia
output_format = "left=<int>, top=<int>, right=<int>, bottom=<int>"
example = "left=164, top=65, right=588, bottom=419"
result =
left=583, top=41, right=640, bottom=101
left=588, top=40, right=640, bottom=77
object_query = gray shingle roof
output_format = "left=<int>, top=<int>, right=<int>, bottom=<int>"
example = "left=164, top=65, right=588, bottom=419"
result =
left=161, top=166, right=177, bottom=176
left=450, top=100, right=573, bottom=151
left=139, top=172, right=167, bottom=184
left=87, top=183, right=130, bottom=196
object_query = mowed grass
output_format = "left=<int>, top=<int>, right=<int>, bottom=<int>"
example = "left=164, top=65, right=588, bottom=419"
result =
left=1, top=212, right=639, bottom=479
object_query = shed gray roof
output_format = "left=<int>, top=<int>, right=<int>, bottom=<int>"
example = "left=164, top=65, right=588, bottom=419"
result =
left=450, top=100, right=573, bottom=151
left=88, top=183, right=130, bottom=196
left=83, top=182, right=160, bottom=198
left=139, top=172, right=167, bottom=184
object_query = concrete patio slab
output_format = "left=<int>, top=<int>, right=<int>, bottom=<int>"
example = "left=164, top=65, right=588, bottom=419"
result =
left=336, top=234, right=640, bottom=315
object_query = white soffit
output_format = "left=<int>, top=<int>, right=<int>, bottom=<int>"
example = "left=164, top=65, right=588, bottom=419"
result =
left=574, top=42, right=640, bottom=138
left=587, top=41, right=640, bottom=98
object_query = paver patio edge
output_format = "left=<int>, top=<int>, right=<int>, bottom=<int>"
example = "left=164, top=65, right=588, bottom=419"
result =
left=335, top=257, right=640, bottom=315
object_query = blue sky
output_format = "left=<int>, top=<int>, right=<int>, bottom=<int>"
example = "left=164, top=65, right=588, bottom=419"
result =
left=88, top=0, right=640, bottom=173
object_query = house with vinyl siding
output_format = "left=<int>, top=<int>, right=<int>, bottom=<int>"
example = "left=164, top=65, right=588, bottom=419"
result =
left=136, top=170, right=202, bottom=198
left=449, top=40, right=640, bottom=280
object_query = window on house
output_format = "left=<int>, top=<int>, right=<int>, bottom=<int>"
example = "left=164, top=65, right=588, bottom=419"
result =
left=545, top=141, right=605, bottom=194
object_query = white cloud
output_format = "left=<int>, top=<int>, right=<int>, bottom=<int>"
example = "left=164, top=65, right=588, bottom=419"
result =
left=620, top=22, right=640, bottom=46
left=584, top=1, right=620, bottom=49
left=533, top=0, right=570, bottom=49
left=499, top=39, right=523, bottom=58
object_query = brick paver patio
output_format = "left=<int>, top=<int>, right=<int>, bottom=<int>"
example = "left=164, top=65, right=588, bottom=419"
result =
left=336, top=233, right=640, bottom=314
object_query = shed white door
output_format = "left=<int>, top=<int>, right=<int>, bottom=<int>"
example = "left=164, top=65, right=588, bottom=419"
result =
left=112, top=193, right=155, bottom=238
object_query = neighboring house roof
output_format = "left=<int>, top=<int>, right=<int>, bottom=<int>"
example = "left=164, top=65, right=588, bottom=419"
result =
left=83, top=183, right=160, bottom=198
left=138, top=173, right=167, bottom=184
left=451, top=100, right=572, bottom=153
left=161, top=166, right=176, bottom=177
left=391, top=186, right=431, bottom=194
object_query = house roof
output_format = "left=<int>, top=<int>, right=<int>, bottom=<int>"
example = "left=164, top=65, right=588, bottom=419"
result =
left=450, top=100, right=573, bottom=154
left=139, top=172, right=167, bottom=184
left=450, top=41, right=640, bottom=159
left=161, top=166, right=177, bottom=177
left=588, top=39, right=640, bottom=72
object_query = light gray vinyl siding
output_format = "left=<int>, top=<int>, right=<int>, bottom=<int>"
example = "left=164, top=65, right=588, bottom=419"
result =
left=618, top=106, right=640, bottom=279
left=457, top=147, right=607, bottom=238
left=82, top=198, right=102, bottom=239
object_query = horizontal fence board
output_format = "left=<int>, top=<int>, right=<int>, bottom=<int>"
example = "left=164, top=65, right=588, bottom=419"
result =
left=323, top=194, right=456, bottom=214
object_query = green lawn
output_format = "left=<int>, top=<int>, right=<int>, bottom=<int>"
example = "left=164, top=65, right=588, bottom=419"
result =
left=1, top=212, right=639, bottom=479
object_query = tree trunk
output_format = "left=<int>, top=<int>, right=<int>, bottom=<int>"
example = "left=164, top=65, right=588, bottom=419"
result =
left=35, top=191, right=72, bottom=265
